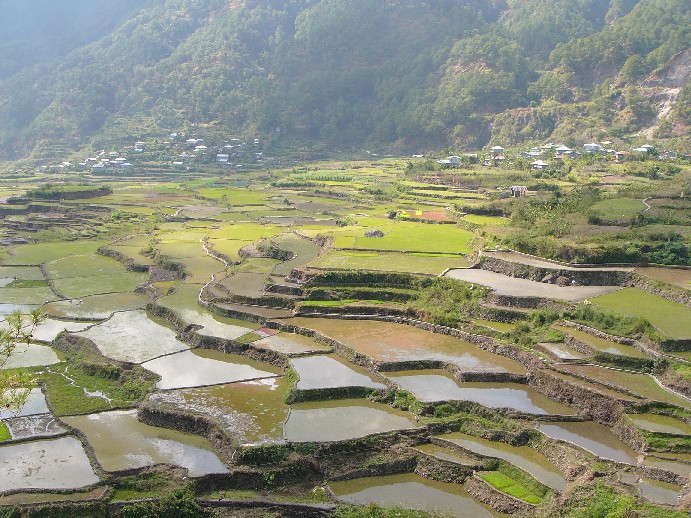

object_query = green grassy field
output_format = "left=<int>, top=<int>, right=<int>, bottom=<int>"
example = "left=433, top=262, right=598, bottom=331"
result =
left=592, top=288, right=691, bottom=340
left=589, top=198, right=645, bottom=220
left=4, top=241, right=108, bottom=265
left=480, top=472, right=543, bottom=504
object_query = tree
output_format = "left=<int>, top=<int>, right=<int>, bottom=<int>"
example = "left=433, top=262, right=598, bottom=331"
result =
left=1, top=309, right=44, bottom=412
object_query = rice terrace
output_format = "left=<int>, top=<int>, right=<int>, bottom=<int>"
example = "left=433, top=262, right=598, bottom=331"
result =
left=0, top=142, right=690, bottom=518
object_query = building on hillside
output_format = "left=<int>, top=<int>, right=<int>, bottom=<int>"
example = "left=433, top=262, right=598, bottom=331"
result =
left=511, top=185, right=529, bottom=197
left=584, top=143, right=604, bottom=153
left=531, top=160, right=549, bottom=170
left=491, top=145, right=504, bottom=156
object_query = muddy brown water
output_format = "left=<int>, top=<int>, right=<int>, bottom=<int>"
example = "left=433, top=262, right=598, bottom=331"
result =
left=142, top=349, right=280, bottom=390
left=3, top=415, right=66, bottom=441
left=0, top=437, right=99, bottom=491
left=284, top=399, right=418, bottom=442
left=436, top=432, right=567, bottom=492
left=386, top=370, right=576, bottom=415
left=291, top=355, right=386, bottom=390
left=330, top=473, right=500, bottom=517
left=536, top=422, right=639, bottom=464
left=63, top=410, right=228, bottom=476
left=628, top=413, right=691, bottom=435
left=289, top=318, right=526, bottom=374
left=253, top=332, right=331, bottom=355
left=149, top=378, right=289, bottom=446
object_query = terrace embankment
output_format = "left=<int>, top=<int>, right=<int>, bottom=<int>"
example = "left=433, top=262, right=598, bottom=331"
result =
left=478, top=253, right=633, bottom=286
left=146, top=302, right=289, bottom=368
left=464, top=474, right=536, bottom=515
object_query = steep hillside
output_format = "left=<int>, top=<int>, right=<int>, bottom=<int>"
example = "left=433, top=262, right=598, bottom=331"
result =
left=0, top=0, right=688, bottom=161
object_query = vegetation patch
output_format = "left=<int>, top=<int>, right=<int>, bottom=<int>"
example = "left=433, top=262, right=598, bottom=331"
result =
left=480, top=471, right=542, bottom=504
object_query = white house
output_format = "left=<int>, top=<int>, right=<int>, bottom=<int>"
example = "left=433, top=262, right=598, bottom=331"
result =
left=531, top=160, right=550, bottom=170
left=584, top=143, right=604, bottom=153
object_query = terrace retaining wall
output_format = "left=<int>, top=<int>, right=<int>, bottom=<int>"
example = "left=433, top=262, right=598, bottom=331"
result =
left=465, top=474, right=537, bottom=514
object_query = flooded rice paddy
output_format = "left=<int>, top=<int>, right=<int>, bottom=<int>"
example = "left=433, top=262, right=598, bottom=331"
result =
left=536, top=421, right=639, bottom=464
left=284, top=399, right=418, bottom=442
left=78, top=310, right=189, bottom=363
left=62, top=410, right=228, bottom=476
left=444, top=269, right=620, bottom=301
left=436, top=432, right=567, bottom=492
left=149, top=378, right=288, bottom=445
left=3, top=415, right=66, bottom=441
left=0, top=388, right=50, bottom=419
left=557, top=364, right=691, bottom=410
left=1, top=343, right=61, bottom=369
left=637, top=478, right=682, bottom=506
left=552, top=325, right=649, bottom=358
left=253, top=332, right=331, bottom=355
left=537, top=342, right=587, bottom=361
left=413, top=443, right=479, bottom=466
left=628, top=413, right=691, bottom=435
left=289, top=318, right=526, bottom=374
left=291, top=355, right=386, bottom=390
left=0, top=437, right=99, bottom=491
left=330, top=473, right=499, bottom=517
left=386, top=370, right=575, bottom=415
left=31, top=319, right=92, bottom=343
left=43, top=292, right=148, bottom=320
left=643, top=456, right=691, bottom=478
left=142, top=349, right=280, bottom=390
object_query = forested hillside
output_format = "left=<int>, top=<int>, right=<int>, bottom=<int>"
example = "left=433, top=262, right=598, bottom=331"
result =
left=0, top=0, right=688, bottom=160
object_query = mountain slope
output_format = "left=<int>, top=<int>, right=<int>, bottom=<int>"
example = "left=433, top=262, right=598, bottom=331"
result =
left=0, top=0, right=688, bottom=161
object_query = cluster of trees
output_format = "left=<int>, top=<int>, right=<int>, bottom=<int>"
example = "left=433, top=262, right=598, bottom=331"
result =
left=0, top=0, right=688, bottom=158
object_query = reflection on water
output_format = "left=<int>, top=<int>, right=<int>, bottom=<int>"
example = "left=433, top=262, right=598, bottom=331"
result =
left=284, top=399, right=417, bottom=442
left=289, top=318, right=526, bottom=374
left=78, top=310, right=188, bottom=363
left=143, top=349, right=279, bottom=390
left=292, top=355, right=385, bottom=390
left=387, top=371, right=575, bottom=415
left=254, top=332, right=331, bottom=355
left=628, top=413, right=691, bottom=435
left=149, top=379, right=289, bottom=445
left=537, top=421, right=639, bottom=464
left=330, top=473, right=498, bottom=518
left=63, top=410, right=228, bottom=476
left=0, top=437, right=99, bottom=491
left=0, top=388, right=50, bottom=419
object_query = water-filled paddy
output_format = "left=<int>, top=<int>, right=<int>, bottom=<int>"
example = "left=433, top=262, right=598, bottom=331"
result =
left=292, top=355, right=386, bottom=390
left=310, top=250, right=468, bottom=275
left=284, top=399, right=417, bottom=442
left=330, top=473, right=498, bottom=517
left=628, top=413, right=691, bottom=435
left=142, top=349, right=280, bottom=390
left=387, top=371, right=575, bottom=415
left=43, top=292, right=147, bottom=320
left=78, top=310, right=188, bottom=363
left=0, top=303, right=38, bottom=319
left=1, top=343, right=61, bottom=369
left=537, top=342, right=587, bottom=361
left=557, top=364, right=691, bottom=410
left=536, top=421, right=639, bottom=464
left=217, top=272, right=267, bottom=298
left=0, top=388, right=50, bottom=419
left=0, top=437, right=99, bottom=491
left=253, top=332, right=330, bottom=355
left=643, top=456, right=691, bottom=478
left=552, top=325, right=649, bottom=359
left=436, top=432, right=566, bottom=492
left=62, top=410, right=228, bottom=476
left=413, top=443, right=478, bottom=466
left=289, top=318, right=526, bottom=374
left=149, top=378, right=288, bottom=445
left=31, top=319, right=92, bottom=343
left=444, top=269, right=620, bottom=301
left=637, top=478, right=682, bottom=506
left=3, top=415, right=66, bottom=440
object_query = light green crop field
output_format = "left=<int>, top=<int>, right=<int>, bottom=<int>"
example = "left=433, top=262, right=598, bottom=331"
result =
left=589, top=198, right=645, bottom=219
left=209, top=223, right=284, bottom=241
left=352, top=224, right=473, bottom=254
left=592, top=288, right=691, bottom=340
left=310, top=251, right=469, bottom=274
left=45, top=254, right=134, bottom=279
left=462, top=214, right=511, bottom=226
left=0, top=287, right=59, bottom=304
left=3, top=241, right=108, bottom=265
left=0, top=266, right=45, bottom=280
left=480, top=472, right=542, bottom=504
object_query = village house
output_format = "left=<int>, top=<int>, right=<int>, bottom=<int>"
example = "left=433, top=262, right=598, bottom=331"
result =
left=511, top=185, right=529, bottom=197
left=531, top=160, right=549, bottom=170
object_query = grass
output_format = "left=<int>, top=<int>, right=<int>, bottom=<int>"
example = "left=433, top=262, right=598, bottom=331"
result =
left=480, top=471, right=542, bottom=504
left=591, top=288, right=691, bottom=340
left=0, top=421, right=10, bottom=441
left=41, top=363, right=157, bottom=416
left=589, top=198, right=645, bottom=220
left=462, top=214, right=510, bottom=226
